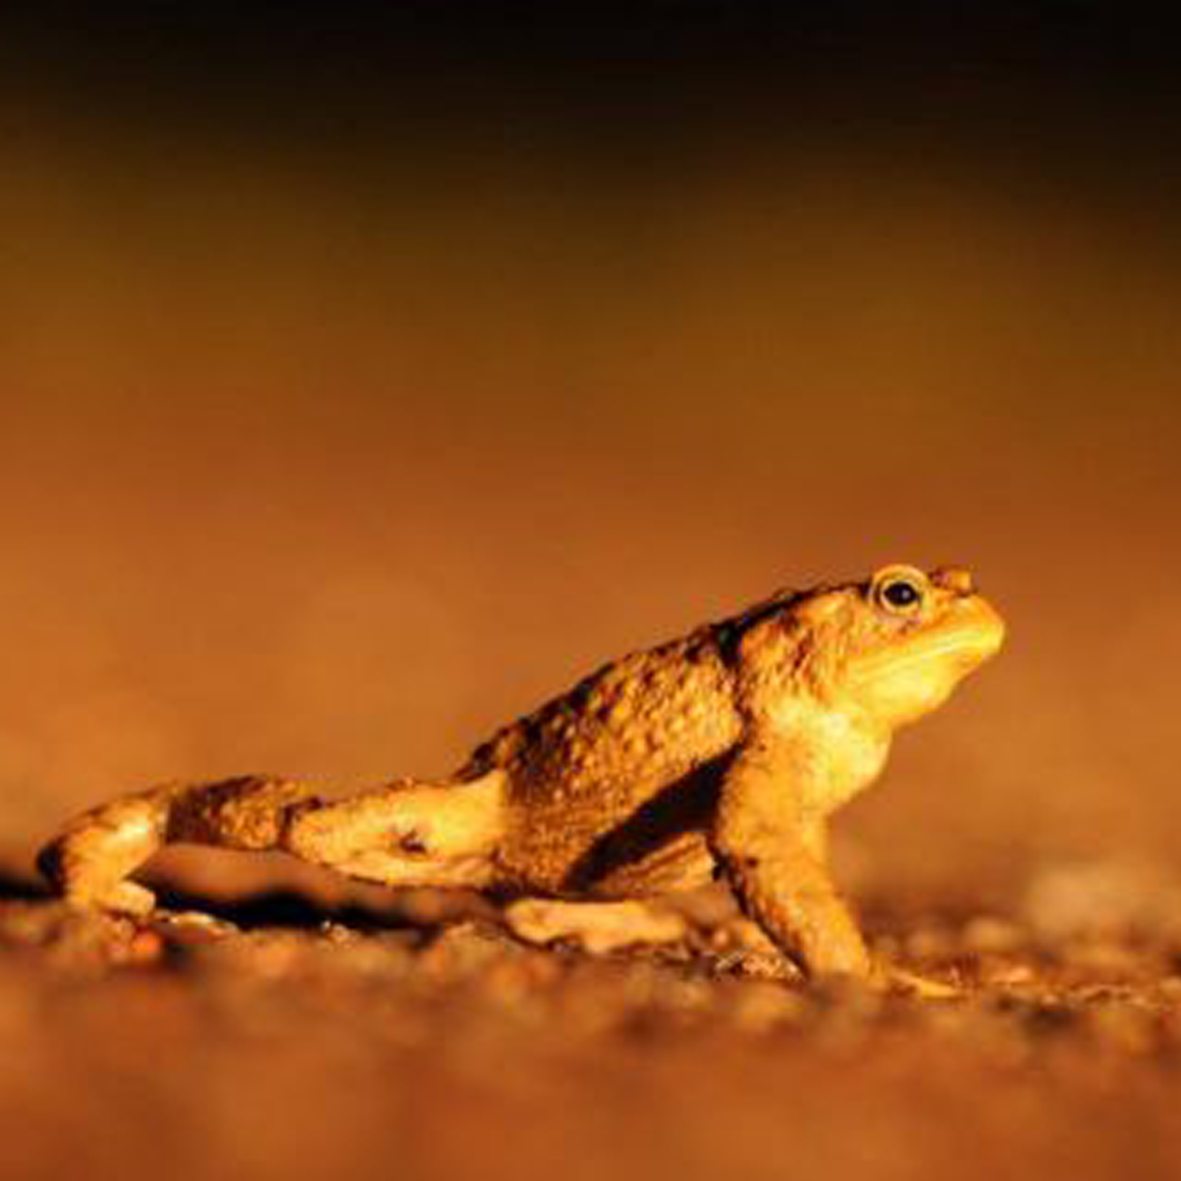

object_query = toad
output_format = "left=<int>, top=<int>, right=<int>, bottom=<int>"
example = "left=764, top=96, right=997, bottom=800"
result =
left=38, top=563, right=1004, bottom=986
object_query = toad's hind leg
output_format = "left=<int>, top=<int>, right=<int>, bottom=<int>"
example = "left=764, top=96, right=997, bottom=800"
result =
left=37, top=776, right=325, bottom=915
left=39, top=772, right=506, bottom=914
left=283, top=774, right=504, bottom=889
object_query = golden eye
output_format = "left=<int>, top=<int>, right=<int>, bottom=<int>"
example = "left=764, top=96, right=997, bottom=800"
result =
left=872, top=567, right=927, bottom=615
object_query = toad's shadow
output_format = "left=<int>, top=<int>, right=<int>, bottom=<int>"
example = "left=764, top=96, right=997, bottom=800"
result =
left=153, top=885, right=408, bottom=931
left=0, top=869, right=46, bottom=902
left=0, top=867, right=450, bottom=933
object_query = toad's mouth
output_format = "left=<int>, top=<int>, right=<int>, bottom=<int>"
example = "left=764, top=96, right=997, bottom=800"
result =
left=848, top=595, right=1007, bottom=685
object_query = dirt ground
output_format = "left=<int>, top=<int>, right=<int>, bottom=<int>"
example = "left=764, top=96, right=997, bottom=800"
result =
left=4, top=871, right=1181, bottom=1181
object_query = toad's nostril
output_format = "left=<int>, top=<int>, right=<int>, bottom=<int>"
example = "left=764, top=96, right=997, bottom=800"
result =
left=930, top=566, right=975, bottom=595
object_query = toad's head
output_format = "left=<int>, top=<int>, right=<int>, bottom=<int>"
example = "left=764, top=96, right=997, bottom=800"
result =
left=760, top=564, right=1006, bottom=730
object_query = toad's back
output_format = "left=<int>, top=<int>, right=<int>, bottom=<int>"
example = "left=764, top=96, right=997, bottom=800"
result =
left=462, top=627, right=744, bottom=894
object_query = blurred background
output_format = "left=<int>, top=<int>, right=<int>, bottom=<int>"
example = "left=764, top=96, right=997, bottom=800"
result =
left=0, top=3, right=1179, bottom=907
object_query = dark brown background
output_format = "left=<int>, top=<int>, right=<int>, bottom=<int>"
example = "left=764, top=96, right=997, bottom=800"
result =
left=0, top=3, right=1178, bottom=904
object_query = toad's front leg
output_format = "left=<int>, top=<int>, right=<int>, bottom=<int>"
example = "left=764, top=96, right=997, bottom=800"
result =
left=710, top=740, right=872, bottom=980
left=710, top=741, right=959, bottom=996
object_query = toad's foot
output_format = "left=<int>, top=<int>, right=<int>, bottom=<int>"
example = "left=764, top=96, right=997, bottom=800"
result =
left=95, top=881, right=158, bottom=918
left=504, top=899, right=688, bottom=955
left=712, top=918, right=801, bottom=981
left=875, top=962, right=962, bottom=999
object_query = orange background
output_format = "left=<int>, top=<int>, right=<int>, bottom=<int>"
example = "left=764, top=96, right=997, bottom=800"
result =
left=1, top=12, right=1178, bottom=906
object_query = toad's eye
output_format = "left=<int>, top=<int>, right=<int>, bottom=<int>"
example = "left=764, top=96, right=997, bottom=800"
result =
left=869, top=564, right=929, bottom=616
left=883, top=580, right=921, bottom=609
left=872, top=569, right=927, bottom=615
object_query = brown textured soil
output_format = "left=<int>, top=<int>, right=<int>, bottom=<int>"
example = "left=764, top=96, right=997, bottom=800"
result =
left=4, top=878, right=1181, bottom=1181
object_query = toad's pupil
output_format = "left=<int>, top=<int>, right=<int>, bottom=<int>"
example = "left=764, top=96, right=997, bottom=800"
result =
left=883, top=581, right=920, bottom=608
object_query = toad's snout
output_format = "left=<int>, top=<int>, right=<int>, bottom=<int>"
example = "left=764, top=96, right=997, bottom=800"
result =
left=930, top=566, right=976, bottom=596
left=943, top=591, right=1006, bottom=667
